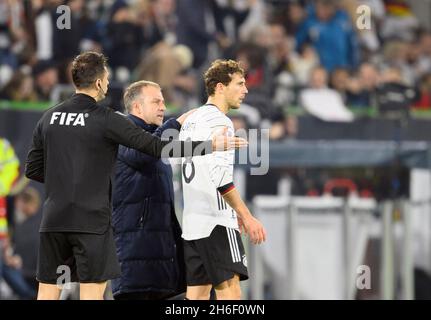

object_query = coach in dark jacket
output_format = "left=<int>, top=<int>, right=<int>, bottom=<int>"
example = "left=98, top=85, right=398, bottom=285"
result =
left=112, top=80, right=193, bottom=299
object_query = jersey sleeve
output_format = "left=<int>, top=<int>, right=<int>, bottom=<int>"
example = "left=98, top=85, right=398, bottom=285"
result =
left=206, top=117, right=235, bottom=189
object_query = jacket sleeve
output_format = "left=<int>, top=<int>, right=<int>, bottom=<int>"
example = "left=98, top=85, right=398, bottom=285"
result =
left=25, top=121, right=45, bottom=183
left=119, top=118, right=181, bottom=168
left=104, top=111, right=212, bottom=158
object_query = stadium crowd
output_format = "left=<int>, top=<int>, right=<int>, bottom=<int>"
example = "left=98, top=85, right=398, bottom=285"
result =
left=0, top=0, right=430, bottom=140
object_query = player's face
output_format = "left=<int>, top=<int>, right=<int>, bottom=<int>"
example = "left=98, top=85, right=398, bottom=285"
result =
left=225, top=73, right=248, bottom=110
left=138, top=86, right=166, bottom=126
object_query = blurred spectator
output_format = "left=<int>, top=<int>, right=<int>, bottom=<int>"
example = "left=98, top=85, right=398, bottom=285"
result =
left=295, top=0, right=360, bottom=72
left=246, top=23, right=272, bottom=49
left=289, top=43, right=320, bottom=86
left=0, top=70, right=38, bottom=102
left=265, top=23, right=297, bottom=108
left=330, top=67, right=350, bottom=95
left=135, top=42, right=197, bottom=108
left=0, top=137, right=19, bottom=243
left=33, top=0, right=63, bottom=61
left=381, top=40, right=416, bottom=85
left=0, top=0, right=26, bottom=89
left=0, top=1, right=19, bottom=70
left=329, top=66, right=368, bottom=107
left=351, top=62, right=381, bottom=107
left=413, top=73, right=431, bottom=109
left=413, top=31, right=431, bottom=78
left=212, top=0, right=252, bottom=43
left=380, top=0, right=419, bottom=42
left=300, top=66, right=354, bottom=121
left=375, top=66, right=417, bottom=117
left=0, top=138, right=35, bottom=300
left=237, top=0, right=267, bottom=42
left=53, top=0, right=101, bottom=82
left=269, top=0, right=307, bottom=36
left=176, top=0, right=216, bottom=69
left=0, top=138, right=19, bottom=200
left=144, top=0, right=177, bottom=45
left=32, top=59, right=59, bottom=101
left=104, top=0, right=144, bottom=78
left=280, top=0, right=307, bottom=36
left=1, top=235, right=36, bottom=299
left=267, top=23, right=290, bottom=75
left=235, top=42, right=279, bottom=121
left=13, top=187, right=42, bottom=294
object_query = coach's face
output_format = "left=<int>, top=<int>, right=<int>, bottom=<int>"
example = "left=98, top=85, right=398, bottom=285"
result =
left=136, top=86, right=166, bottom=126
left=225, top=73, right=248, bottom=110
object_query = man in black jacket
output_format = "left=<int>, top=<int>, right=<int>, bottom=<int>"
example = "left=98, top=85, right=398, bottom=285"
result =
left=25, top=52, right=246, bottom=300
left=112, top=80, right=190, bottom=300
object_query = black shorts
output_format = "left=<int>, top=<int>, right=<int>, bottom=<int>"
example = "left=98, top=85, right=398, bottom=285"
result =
left=37, top=228, right=121, bottom=284
left=184, top=225, right=248, bottom=287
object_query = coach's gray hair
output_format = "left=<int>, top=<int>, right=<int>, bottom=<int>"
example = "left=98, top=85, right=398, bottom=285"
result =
left=123, top=80, right=161, bottom=113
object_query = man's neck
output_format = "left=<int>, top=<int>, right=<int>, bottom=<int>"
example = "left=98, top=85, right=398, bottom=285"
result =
left=75, top=89, right=99, bottom=101
left=207, top=97, right=229, bottom=114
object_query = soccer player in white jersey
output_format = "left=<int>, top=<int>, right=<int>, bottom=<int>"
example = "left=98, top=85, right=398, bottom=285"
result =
left=179, top=59, right=267, bottom=300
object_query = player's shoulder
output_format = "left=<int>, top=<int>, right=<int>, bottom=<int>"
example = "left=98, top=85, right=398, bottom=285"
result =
left=197, top=105, right=229, bottom=123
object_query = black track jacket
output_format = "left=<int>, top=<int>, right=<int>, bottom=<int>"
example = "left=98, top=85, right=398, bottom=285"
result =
left=25, top=93, right=212, bottom=234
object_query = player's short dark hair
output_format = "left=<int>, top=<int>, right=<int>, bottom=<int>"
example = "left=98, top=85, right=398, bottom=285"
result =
left=71, top=52, right=108, bottom=89
left=204, top=59, right=245, bottom=97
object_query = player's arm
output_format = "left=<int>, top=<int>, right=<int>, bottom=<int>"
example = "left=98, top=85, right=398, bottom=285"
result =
left=221, top=185, right=266, bottom=245
left=25, top=122, right=44, bottom=183
left=207, top=123, right=266, bottom=245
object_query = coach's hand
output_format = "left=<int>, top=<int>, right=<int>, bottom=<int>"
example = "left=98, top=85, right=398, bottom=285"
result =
left=212, top=127, right=248, bottom=151
left=243, top=215, right=266, bottom=245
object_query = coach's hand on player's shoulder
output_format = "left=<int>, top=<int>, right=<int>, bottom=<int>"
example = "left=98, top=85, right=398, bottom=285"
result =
left=212, top=127, right=248, bottom=151
left=176, top=108, right=197, bottom=125
left=243, top=215, right=266, bottom=245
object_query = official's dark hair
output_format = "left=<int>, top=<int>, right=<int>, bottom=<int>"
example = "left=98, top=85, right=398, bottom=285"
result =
left=71, top=52, right=108, bottom=89
left=204, top=59, right=244, bottom=97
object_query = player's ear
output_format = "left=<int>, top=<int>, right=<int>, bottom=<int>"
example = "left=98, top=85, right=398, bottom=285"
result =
left=215, top=82, right=224, bottom=93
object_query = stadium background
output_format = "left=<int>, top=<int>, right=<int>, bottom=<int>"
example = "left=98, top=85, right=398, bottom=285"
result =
left=2, top=0, right=431, bottom=299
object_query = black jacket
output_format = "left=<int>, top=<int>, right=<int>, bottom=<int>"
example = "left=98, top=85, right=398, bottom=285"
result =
left=25, top=93, right=211, bottom=234
left=111, top=115, right=185, bottom=298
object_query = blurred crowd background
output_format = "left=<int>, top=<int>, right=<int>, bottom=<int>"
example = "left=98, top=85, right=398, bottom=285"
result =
left=2, top=0, right=431, bottom=300
left=1, top=0, right=431, bottom=136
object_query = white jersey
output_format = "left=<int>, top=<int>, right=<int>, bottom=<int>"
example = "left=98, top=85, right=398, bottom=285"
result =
left=179, top=104, right=238, bottom=240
